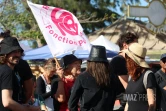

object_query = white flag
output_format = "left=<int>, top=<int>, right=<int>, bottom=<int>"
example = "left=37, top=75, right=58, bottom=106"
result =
left=27, top=1, right=91, bottom=57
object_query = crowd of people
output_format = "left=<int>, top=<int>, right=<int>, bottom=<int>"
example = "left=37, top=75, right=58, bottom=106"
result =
left=0, top=28, right=166, bottom=111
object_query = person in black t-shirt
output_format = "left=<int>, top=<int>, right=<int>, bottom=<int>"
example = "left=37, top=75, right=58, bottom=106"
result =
left=124, top=43, right=156, bottom=111
left=0, top=37, right=40, bottom=111
left=14, top=59, right=33, bottom=103
left=0, top=29, right=33, bottom=104
left=109, top=32, right=138, bottom=110
left=155, top=53, right=166, bottom=111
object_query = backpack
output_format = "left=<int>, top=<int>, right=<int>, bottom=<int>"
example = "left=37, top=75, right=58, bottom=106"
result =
left=128, top=70, right=153, bottom=89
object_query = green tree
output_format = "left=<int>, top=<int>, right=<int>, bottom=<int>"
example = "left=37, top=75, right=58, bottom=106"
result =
left=0, top=0, right=141, bottom=46
left=28, top=0, right=121, bottom=33
left=0, top=0, right=44, bottom=46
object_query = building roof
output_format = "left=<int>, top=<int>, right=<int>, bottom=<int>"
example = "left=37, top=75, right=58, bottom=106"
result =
left=88, top=18, right=166, bottom=50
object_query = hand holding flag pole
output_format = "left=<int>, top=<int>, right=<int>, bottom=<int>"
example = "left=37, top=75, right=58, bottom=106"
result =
left=54, top=57, right=60, bottom=68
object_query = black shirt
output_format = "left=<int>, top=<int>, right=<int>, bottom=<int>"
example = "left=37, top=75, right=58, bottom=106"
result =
left=36, top=75, right=58, bottom=99
left=109, top=55, right=128, bottom=101
left=126, top=71, right=156, bottom=111
left=13, top=59, right=33, bottom=103
left=36, top=75, right=59, bottom=110
left=68, top=71, right=117, bottom=111
left=36, top=76, right=52, bottom=99
left=14, top=59, right=33, bottom=81
left=155, top=69, right=166, bottom=111
left=109, top=55, right=128, bottom=76
left=0, top=64, right=13, bottom=111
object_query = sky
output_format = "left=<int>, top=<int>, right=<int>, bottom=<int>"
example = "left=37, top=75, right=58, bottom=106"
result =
left=135, top=0, right=149, bottom=22
left=113, top=0, right=149, bottom=22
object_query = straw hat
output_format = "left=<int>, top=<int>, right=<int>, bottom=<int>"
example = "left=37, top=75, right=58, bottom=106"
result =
left=123, top=43, right=149, bottom=68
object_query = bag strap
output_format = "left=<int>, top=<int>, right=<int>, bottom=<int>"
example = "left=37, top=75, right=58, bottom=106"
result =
left=143, top=70, right=153, bottom=89
left=128, top=76, right=131, bottom=82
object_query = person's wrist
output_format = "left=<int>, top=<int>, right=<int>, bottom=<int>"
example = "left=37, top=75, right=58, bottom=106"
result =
left=22, top=103, right=30, bottom=107
left=58, top=74, right=64, bottom=79
left=58, top=77, right=64, bottom=82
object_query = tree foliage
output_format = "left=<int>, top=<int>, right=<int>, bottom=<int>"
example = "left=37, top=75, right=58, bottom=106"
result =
left=0, top=0, right=142, bottom=46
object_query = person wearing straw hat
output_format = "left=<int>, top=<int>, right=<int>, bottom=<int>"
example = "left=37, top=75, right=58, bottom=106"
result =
left=123, top=43, right=156, bottom=111
left=68, top=45, right=118, bottom=111
left=154, top=53, right=166, bottom=111
left=109, top=32, right=138, bottom=110
left=0, top=37, right=40, bottom=111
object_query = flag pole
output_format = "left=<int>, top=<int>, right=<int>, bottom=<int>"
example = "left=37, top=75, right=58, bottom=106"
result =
left=54, top=57, right=60, bottom=68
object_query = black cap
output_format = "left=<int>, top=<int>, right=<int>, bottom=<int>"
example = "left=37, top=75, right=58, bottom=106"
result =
left=160, top=53, right=166, bottom=60
left=60, top=54, right=82, bottom=69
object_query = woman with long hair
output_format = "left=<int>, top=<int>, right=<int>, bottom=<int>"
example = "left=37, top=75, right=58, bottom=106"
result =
left=36, top=58, right=64, bottom=111
left=68, top=45, right=117, bottom=111
left=124, top=43, right=156, bottom=111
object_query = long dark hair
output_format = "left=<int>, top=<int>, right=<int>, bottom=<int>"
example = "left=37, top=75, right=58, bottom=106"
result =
left=86, top=61, right=110, bottom=87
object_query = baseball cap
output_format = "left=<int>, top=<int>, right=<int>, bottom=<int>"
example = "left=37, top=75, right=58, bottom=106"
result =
left=160, top=53, right=166, bottom=60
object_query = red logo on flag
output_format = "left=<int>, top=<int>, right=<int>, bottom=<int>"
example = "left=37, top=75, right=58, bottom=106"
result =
left=51, top=8, right=78, bottom=36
